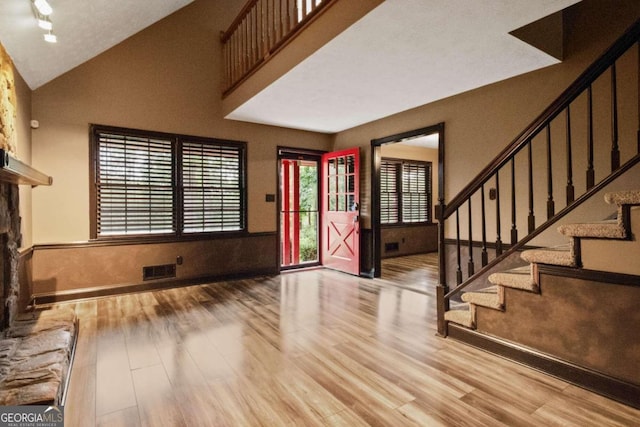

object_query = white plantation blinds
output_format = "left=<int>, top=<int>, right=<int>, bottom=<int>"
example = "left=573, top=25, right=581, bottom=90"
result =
left=93, top=126, right=245, bottom=238
left=182, top=141, right=243, bottom=232
left=380, top=158, right=432, bottom=225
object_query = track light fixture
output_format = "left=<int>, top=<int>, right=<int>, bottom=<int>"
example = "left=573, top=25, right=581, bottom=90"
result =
left=44, top=31, right=57, bottom=43
left=33, top=0, right=52, bottom=16
left=37, top=16, right=52, bottom=31
left=31, top=0, right=57, bottom=43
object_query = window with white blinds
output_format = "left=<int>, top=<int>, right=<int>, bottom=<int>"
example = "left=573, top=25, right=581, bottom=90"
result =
left=91, top=126, right=246, bottom=239
left=380, top=158, right=432, bottom=225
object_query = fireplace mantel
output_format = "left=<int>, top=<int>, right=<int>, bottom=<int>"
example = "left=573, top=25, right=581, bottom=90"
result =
left=0, top=150, right=52, bottom=186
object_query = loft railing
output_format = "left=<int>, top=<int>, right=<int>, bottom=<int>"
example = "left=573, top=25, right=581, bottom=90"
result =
left=437, top=19, right=640, bottom=336
left=221, top=0, right=336, bottom=96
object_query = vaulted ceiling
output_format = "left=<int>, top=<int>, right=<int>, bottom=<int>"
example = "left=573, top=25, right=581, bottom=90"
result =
left=0, top=0, right=581, bottom=134
left=0, top=0, right=194, bottom=90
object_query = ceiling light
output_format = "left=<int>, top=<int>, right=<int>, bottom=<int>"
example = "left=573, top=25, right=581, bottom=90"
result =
left=37, top=17, right=53, bottom=31
left=33, top=0, right=53, bottom=16
left=44, top=32, right=57, bottom=43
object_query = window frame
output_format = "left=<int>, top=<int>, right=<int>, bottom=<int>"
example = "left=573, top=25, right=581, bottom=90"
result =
left=380, top=157, right=432, bottom=226
left=89, top=124, right=247, bottom=241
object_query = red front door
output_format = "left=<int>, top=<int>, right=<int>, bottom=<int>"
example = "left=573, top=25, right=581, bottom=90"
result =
left=321, top=148, right=360, bottom=275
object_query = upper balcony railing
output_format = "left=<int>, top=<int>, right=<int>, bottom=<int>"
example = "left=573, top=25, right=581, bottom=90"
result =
left=221, top=0, right=336, bottom=96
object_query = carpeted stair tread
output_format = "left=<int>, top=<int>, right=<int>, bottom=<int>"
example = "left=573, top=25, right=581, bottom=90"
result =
left=521, top=244, right=577, bottom=267
left=489, top=266, right=537, bottom=291
left=604, top=190, right=640, bottom=206
left=444, top=308, right=474, bottom=328
left=558, top=220, right=626, bottom=239
left=461, top=288, right=503, bottom=310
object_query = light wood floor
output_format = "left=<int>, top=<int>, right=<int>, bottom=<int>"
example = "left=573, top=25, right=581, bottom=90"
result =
left=54, top=266, right=640, bottom=426
left=381, top=253, right=439, bottom=295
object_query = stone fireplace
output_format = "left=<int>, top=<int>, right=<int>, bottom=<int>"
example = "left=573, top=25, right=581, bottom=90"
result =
left=0, top=181, right=23, bottom=331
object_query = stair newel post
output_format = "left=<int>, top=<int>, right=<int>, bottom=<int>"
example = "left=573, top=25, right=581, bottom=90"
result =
left=546, top=124, right=555, bottom=219
left=510, top=157, right=518, bottom=245
left=495, top=171, right=503, bottom=256
left=481, top=185, right=488, bottom=267
left=587, top=85, right=595, bottom=190
left=611, top=62, right=620, bottom=172
left=455, top=209, right=463, bottom=285
left=467, top=199, right=474, bottom=277
left=566, top=105, right=575, bottom=205
left=436, top=202, right=449, bottom=337
left=527, top=141, right=535, bottom=233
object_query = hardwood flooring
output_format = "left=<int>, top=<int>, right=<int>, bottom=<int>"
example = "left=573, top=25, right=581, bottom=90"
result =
left=54, top=265, right=640, bottom=426
left=381, top=252, right=439, bottom=295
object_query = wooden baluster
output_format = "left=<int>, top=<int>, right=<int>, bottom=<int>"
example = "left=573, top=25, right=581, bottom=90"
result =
left=254, top=8, right=259, bottom=64
left=456, top=209, right=462, bottom=285
left=242, top=18, right=247, bottom=75
left=611, top=62, right=620, bottom=171
left=566, top=105, right=575, bottom=204
left=268, top=0, right=274, bottom=51
left=223, top=40, right=228, bottom=91
left=437, top=201, right=448, bottom=336
left=280, top=0, right=286, bottom=40
left=527, top=140, right=535, bottom=233
left=260, top=0, right=266, bottom=56
left=587, top=85, right=595, bottom=190
left=231, top=33, right=236, bottom=86
left=285, top=0, right=291, bottom=32
left=546, top=124, right=555, bottom=219
left=510, top=157, right=517, bottom=244
left=495, top=171, right=502, bottom=256
left=467, top=199, right=474, bottom=277
left=637, top=41, right=639, bottom=154
left=481, top=185, right=488, bottom=267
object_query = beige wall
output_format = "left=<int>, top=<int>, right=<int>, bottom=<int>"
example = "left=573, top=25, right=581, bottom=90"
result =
left=4, top=49, right=34, bottom=249
left=31, top=0, right=332, bottom=244
left=332, top=0, right=639, bottom=243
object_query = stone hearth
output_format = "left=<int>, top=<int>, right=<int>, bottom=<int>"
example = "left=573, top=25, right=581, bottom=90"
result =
left=0, top=182, right=76, bottom=405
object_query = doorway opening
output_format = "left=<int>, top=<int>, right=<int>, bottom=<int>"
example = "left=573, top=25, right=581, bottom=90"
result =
left=278, top=149, right=322, bottom=270
left=371, top=123, right=445, bottom=281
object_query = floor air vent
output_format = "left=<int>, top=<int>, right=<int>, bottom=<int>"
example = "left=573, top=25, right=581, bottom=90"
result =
left=143, top=264, right=176, bottom=281
left=385, top=242, right=399, bottom=252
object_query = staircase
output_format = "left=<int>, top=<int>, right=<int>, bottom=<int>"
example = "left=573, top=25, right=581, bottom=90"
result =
left=446, top=189, right=640, bottom=328
left=436, top=20, right=640, bottom=409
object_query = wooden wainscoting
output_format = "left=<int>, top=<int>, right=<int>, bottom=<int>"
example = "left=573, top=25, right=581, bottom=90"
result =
left=30, top=233, right=278, bottom=304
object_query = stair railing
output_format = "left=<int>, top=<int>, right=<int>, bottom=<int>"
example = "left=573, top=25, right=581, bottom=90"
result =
left=221, top=0, right=336, bottom=96
left=437, top=19, right=640, bottom=336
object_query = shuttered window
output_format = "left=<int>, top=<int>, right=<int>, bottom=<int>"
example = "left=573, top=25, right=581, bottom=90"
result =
left=380, top=158, right=431, bottom=225
left=380, top=161, right=399, bottom=224
left=91, top=126, right=246, bottom=239
left=182, top=141, right=243, bottom=233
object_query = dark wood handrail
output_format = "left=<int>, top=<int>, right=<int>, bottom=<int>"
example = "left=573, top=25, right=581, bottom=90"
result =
left=443, top=19, right=640, bottom=219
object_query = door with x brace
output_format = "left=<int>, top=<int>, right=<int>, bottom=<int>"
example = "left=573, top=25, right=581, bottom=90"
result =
left=321, top=147, right=360, bottom=275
